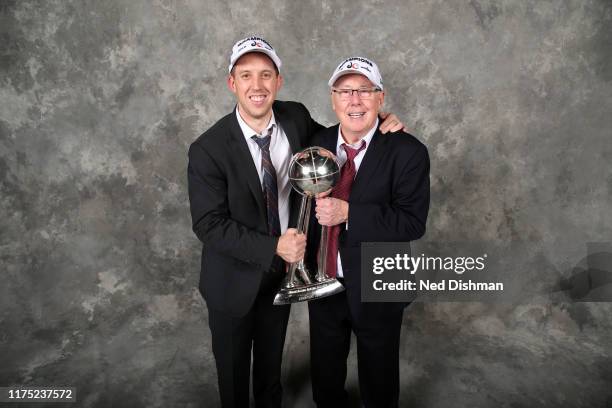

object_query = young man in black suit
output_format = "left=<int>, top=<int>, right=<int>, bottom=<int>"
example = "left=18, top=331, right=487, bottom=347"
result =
left=187, top=38, right=406, bottom=408
left=308, top=57, right=430, bottom=408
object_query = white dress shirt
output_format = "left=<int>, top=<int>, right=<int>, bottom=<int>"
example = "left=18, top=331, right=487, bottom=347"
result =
left=235, top=108, right=292, bottom=234
left=334, top=118, right=379, bottom=277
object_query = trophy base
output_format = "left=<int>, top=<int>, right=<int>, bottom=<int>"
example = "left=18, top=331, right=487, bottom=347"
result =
left=273, top=278, right=345, bottom=305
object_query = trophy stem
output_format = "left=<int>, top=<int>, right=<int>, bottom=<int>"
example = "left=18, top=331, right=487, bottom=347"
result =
left=296, top=195, right=313, bottom=284
left=286, top=194, right=313, bottom=286
left=297, top=194, right=312, bottom=233
left=316, top=225, right=330, bottom=281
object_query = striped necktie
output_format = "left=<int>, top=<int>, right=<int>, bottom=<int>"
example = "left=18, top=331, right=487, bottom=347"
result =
left=252, top=129, right=281, bottom=237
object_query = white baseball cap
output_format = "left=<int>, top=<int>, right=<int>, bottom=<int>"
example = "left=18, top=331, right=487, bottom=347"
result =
left=228, top=36, right=282, bottom=73
left=328, top=56, right=383, bottom=90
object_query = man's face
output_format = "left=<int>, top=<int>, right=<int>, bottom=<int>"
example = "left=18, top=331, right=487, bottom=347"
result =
left=227, top=53, right=283, bottom=124
left=331, top=74, right=384, bottom=142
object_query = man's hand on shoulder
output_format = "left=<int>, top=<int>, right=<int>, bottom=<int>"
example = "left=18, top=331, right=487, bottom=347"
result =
left=276, top=228, right=306, bottom=264
left=379, top=111, right=409, bottom=133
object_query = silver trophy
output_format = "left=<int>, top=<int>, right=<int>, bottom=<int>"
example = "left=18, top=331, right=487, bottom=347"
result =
left=273, top=146, right=345, bottom=305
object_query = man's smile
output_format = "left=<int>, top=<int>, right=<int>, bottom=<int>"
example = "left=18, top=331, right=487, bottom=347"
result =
left=347, top=112, right=366, bottom=118
left=249, top=94, right=268, bottom=106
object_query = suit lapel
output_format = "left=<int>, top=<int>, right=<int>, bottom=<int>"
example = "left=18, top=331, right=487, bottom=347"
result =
left=274, top=104, right=301, bottom=226
left=351, top=130, right=385, bottom=201
left=227, top=110, right=267, bottom=219
left=320, top=125, right=339, bottom=154
left=274, top=104, right=301, bottom=154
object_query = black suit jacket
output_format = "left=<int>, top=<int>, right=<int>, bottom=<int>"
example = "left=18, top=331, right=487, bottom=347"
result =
left=307, top=125, right=430, bottom=317
left=188, top=101, right=323, bottom=317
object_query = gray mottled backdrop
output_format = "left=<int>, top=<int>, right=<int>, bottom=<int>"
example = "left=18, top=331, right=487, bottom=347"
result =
left=1, top=0, right=611, bottom=407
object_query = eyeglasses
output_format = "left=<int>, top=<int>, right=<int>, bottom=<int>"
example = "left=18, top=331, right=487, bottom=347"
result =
left=331, top=87, right=382, bottom=101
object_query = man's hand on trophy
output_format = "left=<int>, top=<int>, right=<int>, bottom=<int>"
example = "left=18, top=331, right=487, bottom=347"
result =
left=276, top=228, right=307, bottom=264
left=314, top=189, right=332, bottom=199
left=315, top=197, right=348, bottom=226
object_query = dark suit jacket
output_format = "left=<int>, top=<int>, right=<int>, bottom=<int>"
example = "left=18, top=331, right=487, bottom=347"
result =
left=188, top=101, right=323, bottom=317
left=307, top=125, right=430, bottom=318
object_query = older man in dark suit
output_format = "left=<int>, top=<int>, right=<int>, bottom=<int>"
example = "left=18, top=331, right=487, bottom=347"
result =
left=188, top=37, right=406, bottom=408
left=308, top=57, right=430, bottom=408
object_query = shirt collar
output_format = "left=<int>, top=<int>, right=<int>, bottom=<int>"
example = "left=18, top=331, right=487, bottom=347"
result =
left=235, top=107, right=277, bottom=140
left=336, top=117, right=379, bottom=151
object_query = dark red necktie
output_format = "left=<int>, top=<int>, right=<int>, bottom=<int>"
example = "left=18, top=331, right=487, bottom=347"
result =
left=326, top=141, right=366, bottom=277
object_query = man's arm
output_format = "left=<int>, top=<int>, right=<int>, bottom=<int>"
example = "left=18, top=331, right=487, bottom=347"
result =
left=188, top=141, right=305, bottom=269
